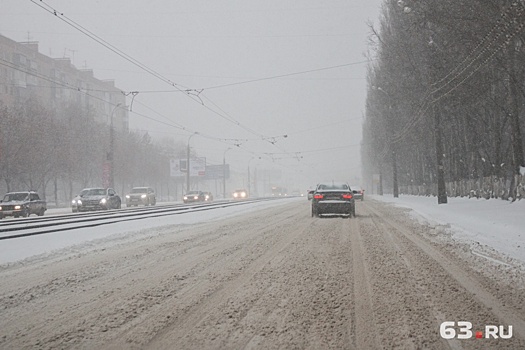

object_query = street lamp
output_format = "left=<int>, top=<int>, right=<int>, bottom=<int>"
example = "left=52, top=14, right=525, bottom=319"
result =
left=186, top=132, right=198, bottom=193
left=108, top=103, right=122, bottom=189
left=223, top=147, right=231, bottom=199
left=248, top=156, right=261, bottom=196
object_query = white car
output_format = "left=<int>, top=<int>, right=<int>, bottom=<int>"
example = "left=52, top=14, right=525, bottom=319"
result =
left=350, top=186, right=365, bottom=201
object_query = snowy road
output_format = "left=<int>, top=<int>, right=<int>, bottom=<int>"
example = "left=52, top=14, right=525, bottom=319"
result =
left=0, top=199, right=524, bottom=349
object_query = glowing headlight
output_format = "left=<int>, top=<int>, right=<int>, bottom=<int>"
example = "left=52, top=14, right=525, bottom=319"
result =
left=77, top=200, right=82, bottom=205
left=100, top=198, right=107, bottom=204
left=0, top=206, right=2, bottom=210
left=14, top=205, right=21, bottom=210
left=193, top=196, right=198, bottom=199
left=205, top=195, right=210, bottom=200
left=241, top=192, right=246, bottom=197
left=125, top=195, right=130, bottom=199
left=183, top=196, right=188, bottom=200
left=72, top=199, right=76, bottom=204
left=141, top=194, right=147, bottom=198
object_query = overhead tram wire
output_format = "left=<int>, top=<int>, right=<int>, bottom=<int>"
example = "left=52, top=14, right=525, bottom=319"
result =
left=29, top=0, right=194, bottom=96
left=430, top=2, right=516, bottom=89
left=29, top=0, right=351, bottom=163
left=0, top=58, right=237, bottom=145
left=372, top=1, right=525, bottom=162
left=199, top=60, right=373, bottom=91
left=29, top=0, right=265, bottom=141
left=387, top=3, right=525, bottom=144
left=429, top=3, right=525, bottom=100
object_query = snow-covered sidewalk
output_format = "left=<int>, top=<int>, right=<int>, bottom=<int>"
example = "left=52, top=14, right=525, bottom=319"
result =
left=371, top=195, right=525, bottom=263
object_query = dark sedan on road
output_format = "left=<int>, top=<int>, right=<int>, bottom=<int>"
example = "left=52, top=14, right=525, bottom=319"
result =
left=311, top=182, right=355, bottom=218
left=183, top=191, right=206, bottom=203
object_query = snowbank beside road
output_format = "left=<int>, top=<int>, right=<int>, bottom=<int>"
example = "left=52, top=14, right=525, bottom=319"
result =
left=371, top=195, right=525, bottom=263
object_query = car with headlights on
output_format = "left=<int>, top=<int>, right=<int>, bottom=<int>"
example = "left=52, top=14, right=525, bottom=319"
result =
left=0, top=191, right=47, bottom=218
left=74, top=188, right=121, bottom=212
left=125, top=187, right=156, bottom=207
left=311, top=182, right=355, bottom=218
left=232, top=189, right=248, bottom=200
left=202, top=191, right=213, bottom=202
left=183, top=191, right=206, bottom=203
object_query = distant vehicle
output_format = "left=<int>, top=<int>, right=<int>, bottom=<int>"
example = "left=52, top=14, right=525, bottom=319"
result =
left=290, top=189, right=302, bottom=197
left=74, top=188, right=121, bottom=212
left=0, top=191, right=47, bottom=218
left=311, top=182, right=355, bottom=218
left=350, top=185, right=365, bottom=201
left=271, top=186, right=287, bottom=196
left=232, top=189, right=248, bottom=199
left=183, top=191, right=206, bottom=203
left=307, top=189, right=315, bottom=200
left=202, top=191, right=213, bottom=202
left=125, top=187, right=156, bottom=207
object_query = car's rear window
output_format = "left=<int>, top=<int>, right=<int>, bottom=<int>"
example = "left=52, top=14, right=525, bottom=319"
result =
left=3, top=193, right=29, bottom=201
left=85, top=189, right=106, bottom=196
left=317, top=184, right=349, bottom=190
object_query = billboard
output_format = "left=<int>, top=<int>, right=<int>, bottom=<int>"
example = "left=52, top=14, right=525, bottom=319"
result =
left=170, top=158, right=206, bottom=177
left=205, top=164, right=230, bottom=180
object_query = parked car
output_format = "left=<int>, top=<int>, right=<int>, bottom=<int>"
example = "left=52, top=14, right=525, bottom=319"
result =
left=232, top=189, right=248, bottom=199
left=350, top=185, right=365, bottom=201
left=183, top=191, right=205, bottom=203
left=202, top=191, right=213, bottom=202
left=311, top=182, right=355, bottom=218
left=125, top=187, right=156, bottom=207
left=74, top=188, right=121, bottom=212
left=0, top=191, right=47, bottom=218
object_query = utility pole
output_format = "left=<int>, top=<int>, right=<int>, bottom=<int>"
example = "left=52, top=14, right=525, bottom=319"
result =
left=108, top=103, right=121, bottom=189
left=223, top=148, right=231, bottom=199
left=186, top=133, right=198, bottom=193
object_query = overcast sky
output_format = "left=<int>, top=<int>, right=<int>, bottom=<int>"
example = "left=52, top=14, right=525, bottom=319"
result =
left=1, top=0, right=383, bottom=191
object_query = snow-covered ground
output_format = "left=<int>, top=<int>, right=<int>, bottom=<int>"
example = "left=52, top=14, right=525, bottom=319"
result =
left=2, top=196, right=524, bottom=266
left=0, top=200, right=295, bottom=265
left=372, top=194, right=525, bottom=263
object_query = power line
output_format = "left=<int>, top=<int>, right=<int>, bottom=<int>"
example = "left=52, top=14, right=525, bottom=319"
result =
left=200, top=60, right=373, bottom=91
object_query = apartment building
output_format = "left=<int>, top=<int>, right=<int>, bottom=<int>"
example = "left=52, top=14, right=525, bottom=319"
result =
left=0, top=34, right=128, bottom=132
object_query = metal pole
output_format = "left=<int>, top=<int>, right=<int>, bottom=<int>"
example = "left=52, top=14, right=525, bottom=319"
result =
left=109, top=103, right=121, bottom=189
left=186, top=133, right=198, bottom=193
left=186, top=140, right=190, bottom=193
left=223, top=148, right=231, bottom=199
left=223, top=154, right=226, bottom=199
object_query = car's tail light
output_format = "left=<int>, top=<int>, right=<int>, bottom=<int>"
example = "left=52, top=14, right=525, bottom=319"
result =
left=342, top=194, right=353, bottom=199
left=313, top=194, right=324, bottom=199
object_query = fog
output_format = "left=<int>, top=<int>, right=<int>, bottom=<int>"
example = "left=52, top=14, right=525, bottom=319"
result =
left=1, top=1, right=382, bottom=196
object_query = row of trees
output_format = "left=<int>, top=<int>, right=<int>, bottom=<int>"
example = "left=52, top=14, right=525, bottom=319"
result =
left=0, top=97, right=188, bottom=205
left=362, top=0, right=525, bottom=201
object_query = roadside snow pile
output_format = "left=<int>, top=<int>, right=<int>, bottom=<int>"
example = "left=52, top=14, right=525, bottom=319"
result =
left=371, top=195, right=525, bottom=263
